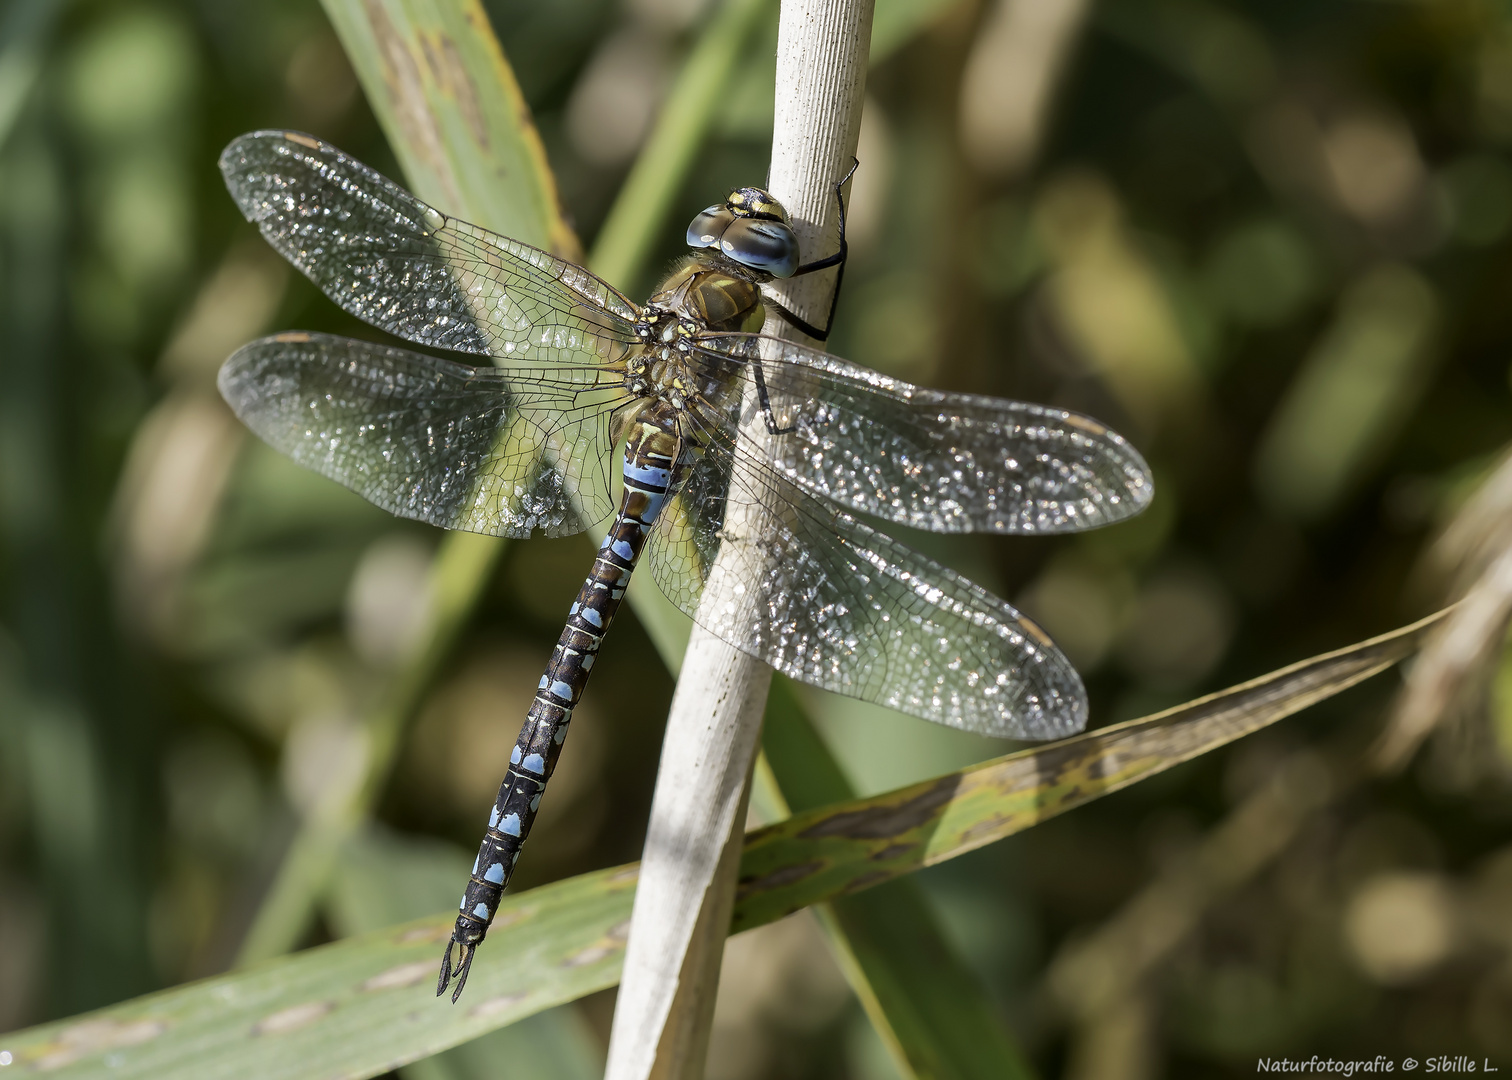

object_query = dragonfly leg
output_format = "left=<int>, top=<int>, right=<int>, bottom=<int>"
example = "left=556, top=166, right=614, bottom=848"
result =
left=765, top=297, right=830, bottom=343
left=770, top=157, right=859, bottom=343
left=753, top=358, right=796, bottom=435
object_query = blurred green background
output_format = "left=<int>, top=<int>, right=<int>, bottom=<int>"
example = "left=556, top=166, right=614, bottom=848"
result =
left=3, top=0, right=1512, bottom=1076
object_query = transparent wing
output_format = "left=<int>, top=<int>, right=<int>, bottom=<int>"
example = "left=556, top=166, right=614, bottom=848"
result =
left=647, top=402, right=1087, bottom=740
left=219, top=332, right=633, bottom=537
left=690, top=333, right=1153, bottom=535
left=220, top=130, right=639, bottom=364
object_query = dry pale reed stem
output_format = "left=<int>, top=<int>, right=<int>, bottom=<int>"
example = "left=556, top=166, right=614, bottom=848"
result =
left=601, top=2, right=873, bottom=1078
left=766, top=0, right=875, bottom=337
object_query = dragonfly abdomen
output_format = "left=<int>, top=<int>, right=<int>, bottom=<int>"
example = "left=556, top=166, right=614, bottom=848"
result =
left=438, top=402, right=685, bottom=1000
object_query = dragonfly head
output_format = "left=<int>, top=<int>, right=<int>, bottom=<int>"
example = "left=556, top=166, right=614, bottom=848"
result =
left=685, top=186, right=800, bottom=279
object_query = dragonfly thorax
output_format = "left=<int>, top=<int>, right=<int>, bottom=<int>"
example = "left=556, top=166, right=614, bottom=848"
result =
left=626, top=255, right=768, bottom=406
left=624, top=328, right=700, bottom=410
left=645, top=256, right=766, bottom=334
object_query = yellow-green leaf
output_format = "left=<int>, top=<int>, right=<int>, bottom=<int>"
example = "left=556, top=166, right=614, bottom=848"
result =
left=319, top=0, right=575, bottom=254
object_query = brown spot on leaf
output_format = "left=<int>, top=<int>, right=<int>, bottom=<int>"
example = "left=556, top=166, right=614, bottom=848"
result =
left=397, top=924, right=451, bottom=945
left=797, top=776, right=959, bottom=840
left=469, top=992, right=528, bottom=1020
left=736, top=860, right=825, bottom=900
left=361, top=0, right=461, bottom=209
left=439, top=35, right=487, bottom=147
left=252, top=1000, right=334, bottom=1036
left=957, top=813, right=1012, bottom=846
left=361, top=960, right=434, bottom=992
left=28, top=1017, right=168, bottom=1071
left=840, top=871, right=891, bottom=895
left=561, top=943, right=617, bottom=968
left=417, top=32, right=443, bottom=81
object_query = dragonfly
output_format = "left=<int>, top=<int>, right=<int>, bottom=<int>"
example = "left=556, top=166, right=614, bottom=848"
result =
left=216, top=130, right=1154, bottom=1002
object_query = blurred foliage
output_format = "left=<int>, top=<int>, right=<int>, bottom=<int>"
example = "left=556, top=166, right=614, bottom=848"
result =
left=3, top=0, right=1512, bottom=1077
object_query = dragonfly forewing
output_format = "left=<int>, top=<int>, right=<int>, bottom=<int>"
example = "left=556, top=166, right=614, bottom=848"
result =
left=220, top=333, right=629, bottom=537
left=220, top=131, right=640, bottom=365
left=692, top=333, right=1153, bottom=535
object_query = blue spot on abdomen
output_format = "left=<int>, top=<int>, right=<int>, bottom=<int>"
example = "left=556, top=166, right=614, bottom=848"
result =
left=625, top=460, right=672, bottom=487
left=640, top=490, right=669, bottom=522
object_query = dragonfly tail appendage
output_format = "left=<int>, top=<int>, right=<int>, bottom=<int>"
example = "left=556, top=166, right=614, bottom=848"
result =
left=437, top=939, right=476, bottom=1002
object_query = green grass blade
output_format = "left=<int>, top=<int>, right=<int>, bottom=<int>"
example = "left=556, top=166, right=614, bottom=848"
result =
left=2, top=611, right=1441, bottom=1079
left=319, top=0, right=576, bottom=255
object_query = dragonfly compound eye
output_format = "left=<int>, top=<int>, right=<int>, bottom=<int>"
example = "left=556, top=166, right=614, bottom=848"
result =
left=687, top=188, right=799, bottom=276
left=686, top=205, right=734, bottom=249
left=718, top=218, right=800, bottom=278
